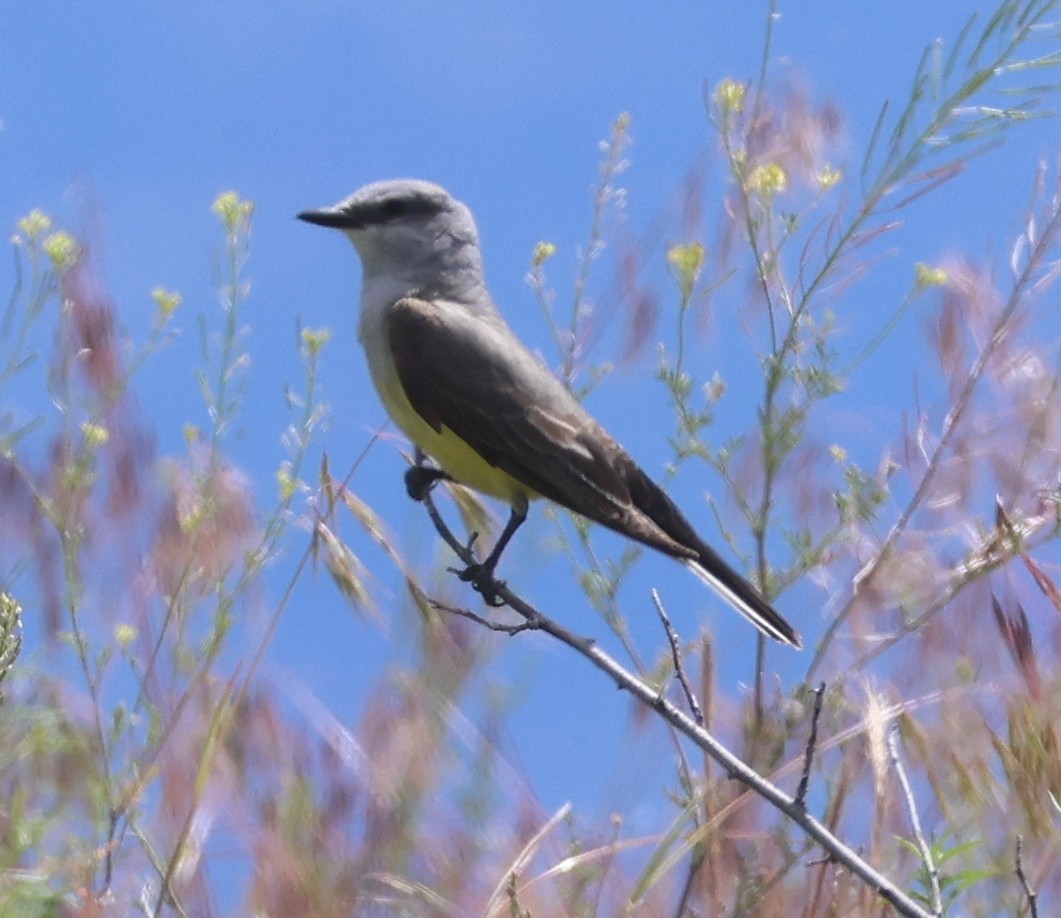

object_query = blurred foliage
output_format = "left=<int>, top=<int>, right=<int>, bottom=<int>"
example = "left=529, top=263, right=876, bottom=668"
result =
left=2, top=2, right=1061, bottom=916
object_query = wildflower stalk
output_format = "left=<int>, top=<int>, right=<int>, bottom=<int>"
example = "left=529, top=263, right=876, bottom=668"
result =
left=203, top=191, right=254, bottom=457
left=536, top=113, right=631, bottom=392
left=815, top=179, right=1061, bottom=677
left=704, top=0, right=1061, bottom=695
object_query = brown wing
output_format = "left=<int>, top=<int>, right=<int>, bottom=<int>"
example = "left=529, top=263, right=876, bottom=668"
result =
left=387, top=296, right=800, bottom=647
left=386, top=296, right=694, bottom=557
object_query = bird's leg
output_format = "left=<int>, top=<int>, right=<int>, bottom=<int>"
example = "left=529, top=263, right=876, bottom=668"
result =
left=404, top=450, right=453, bottom=502
left=458, top=504, right=527, bottom=607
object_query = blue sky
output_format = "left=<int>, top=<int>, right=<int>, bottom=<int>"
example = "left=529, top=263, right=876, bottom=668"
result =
left=3, top=0, right=1060, bottom=891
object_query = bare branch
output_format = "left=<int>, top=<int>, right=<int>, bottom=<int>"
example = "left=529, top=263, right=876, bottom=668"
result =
left=888, top=723, right=942, bottom=916
left=796, top=682, right=827, bottom=809
left=1015, top=836, right=1039, bottom=918
left=651, top=588, right=704, bottom=726
left=420, top=487, right=933, bottom=918
left=430, top=599, right=542, bottom=635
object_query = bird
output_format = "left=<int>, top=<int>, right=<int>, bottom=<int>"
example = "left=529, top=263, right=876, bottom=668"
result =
left=298, top=179, right=800, bottom=648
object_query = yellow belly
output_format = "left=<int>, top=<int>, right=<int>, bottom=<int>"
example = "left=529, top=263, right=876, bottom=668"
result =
left=370, top=353, right=534, bottom=507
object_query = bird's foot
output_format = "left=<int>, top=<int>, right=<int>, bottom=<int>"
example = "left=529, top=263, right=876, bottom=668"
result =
left=404, top=463, right=451, bottom=502
left=455, top=561, right=508, bottom=608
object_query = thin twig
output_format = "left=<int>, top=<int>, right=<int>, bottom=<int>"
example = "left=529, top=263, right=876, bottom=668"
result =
left=649, top=590, right=708, bottom=917
left=809, top=168, right=1061, bottom=680
left=887, top=723, right=942, bottom=916
left=1015, top=836, right=1039, bottom=918
left=796, top=682, right=827, bottom=809
left=482, top=803, right=572, bottom=917
left=651, top=589, right=704, bottom=726
left=420, top=488, right=933, bottom=918
left=429, top=599, right=542, bottom=635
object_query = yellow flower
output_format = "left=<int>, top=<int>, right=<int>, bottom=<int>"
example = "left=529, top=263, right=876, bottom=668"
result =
left=114, top=624, right=137, bottom=649
left=817, top=165, right=842, bottom=190
left=212, top=191, right=254, bottom=232
left=81, top=422, right=109, bottom=450
left=748, top=163, right=787, bottom=198
left=42, top=231, right=79, bottom=273
left=914, top=263, right=948, bottom=290
left=532, top=241, right=556, bottom=267
left=666, top=242, right=705, bottom=300
left=152, top=288, right=181, bottom=320
left=300, top=326, right=332, bottom=357
left=17, top=209, right=52, bottom=241
left=713, top=79, right=746, bottom=114
left=276, top=462, right=297, bottom=502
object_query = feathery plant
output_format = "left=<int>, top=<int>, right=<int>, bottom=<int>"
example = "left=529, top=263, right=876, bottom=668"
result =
left=640, top=0, right=1061, bottom=733
left=3, top=1, right=1061, bottom=915
left=0, top=593, right=20, bottom=703
left=517, top=0, right=1061, bottom=913
left=0, top=191, right=332, bottom=914
left=648, top=2, right=1061, bottom=912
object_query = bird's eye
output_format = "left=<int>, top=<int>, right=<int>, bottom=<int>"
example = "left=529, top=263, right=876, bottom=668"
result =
left=380, top=199, right=407, bottom=220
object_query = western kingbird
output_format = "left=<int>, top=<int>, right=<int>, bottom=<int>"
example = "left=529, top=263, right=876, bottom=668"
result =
left=299, top=179, right=800, bottom=648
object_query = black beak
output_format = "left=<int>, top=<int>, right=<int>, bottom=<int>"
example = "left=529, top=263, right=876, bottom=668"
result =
left=297, top=207, right=358, bottom=229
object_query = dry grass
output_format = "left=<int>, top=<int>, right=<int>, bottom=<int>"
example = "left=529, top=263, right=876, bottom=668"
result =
left=3, top=3, right=1061, bottom=915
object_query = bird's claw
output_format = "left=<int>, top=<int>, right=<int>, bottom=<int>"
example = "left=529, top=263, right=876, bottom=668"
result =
left=456, top=562, right=507, bottom=608
left=404, top=464, right=449, bottom=502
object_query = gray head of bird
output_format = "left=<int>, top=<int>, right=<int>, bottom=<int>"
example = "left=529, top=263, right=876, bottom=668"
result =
left=298, top=179, right=485, bottom=296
